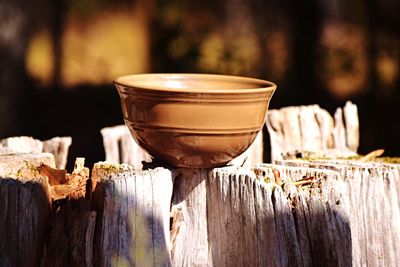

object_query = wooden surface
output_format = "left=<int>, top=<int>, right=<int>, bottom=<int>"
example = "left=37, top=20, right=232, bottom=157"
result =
left=91, top=163, right=173, bottom=267
left=101, top=125, right=152, bottom=169
left=0, top=152, right=55, bottom=177
left=0, top=136, right=71, bottom=169
left=43, top=136, right=72, bottom=169
left=1, top=154, right=400, bottom=266
left=266, top=102, right=359, bottom=161
left=0, top=136, right=43, bottom=154
left=42, top=158, right=94, bottom=267
left=0, top=154, right=52, bottom=267
left=170, top=165, right=353, bottom=267
left=171, top=168, right=209, bottom=266
left=44, top=201, right=96, bottom=267
left=275, top=159, right=400, bottom=266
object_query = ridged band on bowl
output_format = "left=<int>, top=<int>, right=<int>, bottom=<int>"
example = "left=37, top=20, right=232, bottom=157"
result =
left=117, top=87, right=274, bottom=134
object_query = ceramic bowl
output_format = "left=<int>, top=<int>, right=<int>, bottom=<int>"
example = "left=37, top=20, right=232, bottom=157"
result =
left=114, top=73, right=276, bottom=168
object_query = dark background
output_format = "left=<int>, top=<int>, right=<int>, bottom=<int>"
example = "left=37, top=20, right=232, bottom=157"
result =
left=1, top=0, right=399, bottom=169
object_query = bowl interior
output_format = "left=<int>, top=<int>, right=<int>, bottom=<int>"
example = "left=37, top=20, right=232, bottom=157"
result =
left=114, top=73, right=275, bottom=93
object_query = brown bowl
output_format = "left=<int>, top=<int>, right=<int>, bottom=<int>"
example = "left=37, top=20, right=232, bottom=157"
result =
left=114, top=73, right=276, bottom=168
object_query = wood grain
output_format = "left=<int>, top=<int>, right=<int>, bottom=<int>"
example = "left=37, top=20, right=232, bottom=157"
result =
left=1, top=155, right=399, bottom=266
left=100, top=125, right=152, bottom=169
left=91, top=163, right=173, bottom=267
left=0, top=172, right=51, bottom=266
left=265, top=102, right=359, bottom=161
left=171, top=165, right=353, bottom=266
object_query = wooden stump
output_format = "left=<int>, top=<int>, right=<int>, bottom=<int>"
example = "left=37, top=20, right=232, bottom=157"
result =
left=0, top=153, right=55, bottom=177
left=266, top=102, right=359, bottom=161
left=170, top=166, right=352, bottom=267
left=91, top=163, right=173, bottom=267
left=275, top=159, right=400, bottom=266
left=0, top=136, right=72, bottom=169
left=0, top=153, right=53, bottom=267
left=1, top=154, right=400, bottom=266
left=0, top=153, right=94, bottom=267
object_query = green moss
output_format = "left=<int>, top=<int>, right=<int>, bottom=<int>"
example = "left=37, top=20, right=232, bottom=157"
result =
left=339, top=155, right=363, bottom=160
left=94, top=162, right=132, bottom=177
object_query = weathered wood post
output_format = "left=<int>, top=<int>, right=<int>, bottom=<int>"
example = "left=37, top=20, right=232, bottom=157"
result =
left=275, top=159, right=400, bottom=266
left=1, top=152, right=400, bottom=266
left=87, top=160, right=400, bottom=266
left=0, top=153, right=54, bottom=267
left=168, top=165, right=353, bottom=267
left=91, top=163, right=173, bottom=267
left=266, top=102, right=359, bottom=161
left=85, top=163, right=355, bottom=266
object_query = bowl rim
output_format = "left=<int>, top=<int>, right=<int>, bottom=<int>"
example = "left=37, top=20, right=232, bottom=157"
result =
left=114, top=73, right=276, bottom=94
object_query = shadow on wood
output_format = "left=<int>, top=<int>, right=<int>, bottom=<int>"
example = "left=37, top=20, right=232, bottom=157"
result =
left=275, top=160, right=400, bottom=266
left=0, top=178, right=51, bottom=267
left=170, top=167, right=352, bottom=266
left=91, top=163, right=173, bottom=267
left=5, top=155, right=400, bottom=266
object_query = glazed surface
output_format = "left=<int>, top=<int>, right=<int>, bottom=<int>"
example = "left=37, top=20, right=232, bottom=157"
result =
left=115, top=73, right=276, bottom=167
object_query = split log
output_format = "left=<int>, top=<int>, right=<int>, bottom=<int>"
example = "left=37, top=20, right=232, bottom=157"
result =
left=299, top=105, right=323, bottom=151
left=50, top=161, right=352, bottom=266
left=0, top=153, right=94, bottom=267
left=315, top=106, right=335, bottom=150
left=44, top=200, right=96, bottom=267
left=333, top=107, right=347, bottom=152
left=170, top=168, right=209, bottom=266
left=266, top=101, right=359, bottom=161
left=40, top=158, right=95, bottom=267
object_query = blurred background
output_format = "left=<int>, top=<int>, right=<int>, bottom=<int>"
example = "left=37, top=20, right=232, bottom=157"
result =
left=1, top=0, right=399, bottom=168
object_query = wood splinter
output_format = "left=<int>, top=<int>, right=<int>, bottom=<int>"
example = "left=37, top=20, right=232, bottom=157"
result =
left=38, top=158, right=89, bottom=201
